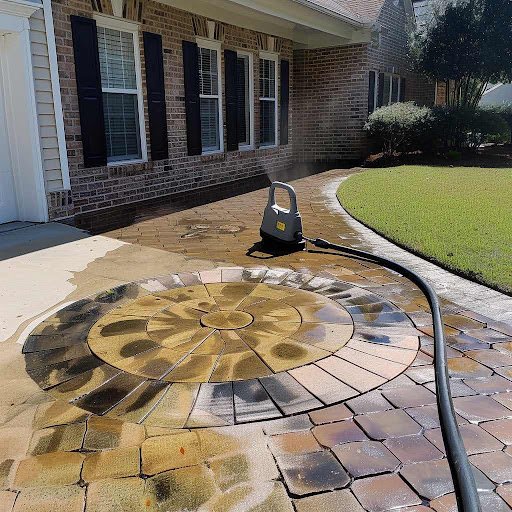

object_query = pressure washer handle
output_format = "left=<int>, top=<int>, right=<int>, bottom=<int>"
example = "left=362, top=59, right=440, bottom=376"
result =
left=268, top=182, right=299, bottom=214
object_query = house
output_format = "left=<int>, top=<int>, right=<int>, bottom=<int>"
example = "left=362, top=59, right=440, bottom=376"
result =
left=0, top=0, right=436, bottom=230
left=480, top=83, right=512, bottom=106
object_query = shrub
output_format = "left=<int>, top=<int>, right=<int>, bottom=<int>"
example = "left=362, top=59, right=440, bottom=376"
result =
left=481, top=103, right=512, bottom=143
left=364, top=102, right=434, bottom=155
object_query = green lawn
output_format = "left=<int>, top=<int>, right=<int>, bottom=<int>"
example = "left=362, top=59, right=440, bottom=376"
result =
left=337, top=166, right=512, bottom=294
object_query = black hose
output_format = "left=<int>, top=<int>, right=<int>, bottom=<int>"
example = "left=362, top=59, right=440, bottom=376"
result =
left=301, top=235, right=481, bottom=512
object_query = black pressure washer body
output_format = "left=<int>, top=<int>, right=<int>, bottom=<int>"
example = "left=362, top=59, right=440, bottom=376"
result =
left=260, top=181, right=305, bottom=249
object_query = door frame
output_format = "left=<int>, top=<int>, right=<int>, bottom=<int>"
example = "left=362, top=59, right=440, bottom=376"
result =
left=0, top=0, right=48, bottom=222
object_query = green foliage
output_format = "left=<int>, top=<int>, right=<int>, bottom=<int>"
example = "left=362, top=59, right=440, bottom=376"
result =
left=365, top=102, right=510, bottom=153
left=411, top=0, right=512, bottom=107
left=482, top=103, right=512, bottom=142
left=337, top=166, right=512, bottom=293
left=364, top=102, right=434, bottom=155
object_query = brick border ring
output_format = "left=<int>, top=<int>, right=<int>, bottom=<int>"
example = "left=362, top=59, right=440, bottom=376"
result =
left=23, top=267, right=420, bottom=428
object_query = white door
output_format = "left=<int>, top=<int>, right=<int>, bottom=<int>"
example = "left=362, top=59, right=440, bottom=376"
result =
left=0, top=36, right=18, bottom=224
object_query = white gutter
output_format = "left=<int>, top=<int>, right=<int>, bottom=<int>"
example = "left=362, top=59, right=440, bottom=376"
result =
left=42, top=0, right=70, bottom=190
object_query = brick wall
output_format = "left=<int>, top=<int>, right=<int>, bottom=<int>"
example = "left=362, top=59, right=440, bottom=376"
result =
left=293, top=0, right=436, bottom=164
left=51, top=0, right=294, bottom=219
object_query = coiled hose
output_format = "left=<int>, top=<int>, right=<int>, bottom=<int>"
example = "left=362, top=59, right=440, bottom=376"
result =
left=300, top=234, right=481, bottom=512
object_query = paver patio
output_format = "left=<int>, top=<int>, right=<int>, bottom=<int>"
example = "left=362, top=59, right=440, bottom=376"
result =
left=1, top=168, right=511, bottom=511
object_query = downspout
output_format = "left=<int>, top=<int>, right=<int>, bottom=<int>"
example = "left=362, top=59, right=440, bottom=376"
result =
left=42, top=0, right=71, bottom=190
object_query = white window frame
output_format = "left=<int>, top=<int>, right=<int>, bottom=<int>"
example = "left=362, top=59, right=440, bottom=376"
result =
left=382, top=72, right=401, bottom=106
left=259, top=51, right=278, bottom=149
left=237, top=50, right=254, bottom=150
left=94, top=15, right=147, bottom=166
left=196, top=37, right=224, bottom=155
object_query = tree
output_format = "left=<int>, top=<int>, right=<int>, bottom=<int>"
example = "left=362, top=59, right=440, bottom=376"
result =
left=411, top=0, right=512, bottom=108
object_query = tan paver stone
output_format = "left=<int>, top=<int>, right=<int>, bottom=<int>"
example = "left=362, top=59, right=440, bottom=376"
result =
left=0, top=429, right=31, bottom=461
left=443, top=315, right=485, bottom=331
left=13, top=451, right=84, bottom=489
left=446, top=358, right=492, bottom=379
left=355, top=409, right=422, bottom=440
left=351, top=474, right=422, bottom=512
left=83, top=416, right=144, bottom=451
left=384, top=435, right=443, bottom=464
left=294, top=489, right=364, bottom=512
left=12, top=485, right=84, bottom=512
left=470, top=451, right=512, bottom=484
left=141, top=432, right=200, bottom=475
left=492, top=392, right=512, bottom=410
left=430, top=490, right=511, bottom=512
left=347, top=339, right=417, bottom=365
left=312, top=420, right=368, bottom=447
left=463, top=375, right=512, bottom=394
left=289, top=365, right=358, bottom=404
left=261, top=415, right=313, bottom=436
left=497, top=484, right=512, bottom=507
left=32, top=401, right=89, bottom=430
left=269, top=431, right=322, bottom=456
left=86, top=477, right=146, bottom=512
left=142, top=383, right=199, bottom=428
left=276, top=451, right=350, bottom=496
left=453, top=395, right=512, bottom=422
left=209, top=448, right=279, bottom=491
left=466, top=349, right=512, bottom=368
left=335, top=347, right=407, bottom=379
left=481, top=419, right=512, bottom=444
left=144, top=465, right=216, bottom=512
left=332, top=440, right=400, bottom=477
left=28, top=423, right=86, bottom=455
left=309, top=403, right=353, bottom=425
left=0, top=490, right=17, bottom=512
left=317, top=357, right=387, bottom=392
left=0, top=460, right=14, bottom=490
left=382, top=385, right=436, bottom=408
left=82, top=446, right=140, bottom=481
left=425, top=424, right=504, bottom=455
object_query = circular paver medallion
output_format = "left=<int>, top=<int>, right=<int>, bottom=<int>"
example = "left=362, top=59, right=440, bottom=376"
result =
left=86, top=282, right=353, bottom=382
left=23, top=268, right=420, bottom=428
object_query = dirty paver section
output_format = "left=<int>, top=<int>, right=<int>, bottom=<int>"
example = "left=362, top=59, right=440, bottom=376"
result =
left=1, top=168, right=512, bottom=511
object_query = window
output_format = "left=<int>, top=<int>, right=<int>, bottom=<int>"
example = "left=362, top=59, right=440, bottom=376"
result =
left=198, top=42, right=222, bottom=153
left=237, top=52, right=253, bottom=148
left=259, top=54, right=278, bottom=147
left=382, top=73, right=401, bottom=106
left=96, top=21, right=145, bottom=164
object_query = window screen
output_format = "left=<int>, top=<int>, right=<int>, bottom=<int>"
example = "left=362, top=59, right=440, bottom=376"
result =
left=259, top=58, right=276, bottom=146
left=198, top=47, right=220, bottom=152
left=237, top=55, right=250, bottom=146
left=97, top=26, right=141, bottom=163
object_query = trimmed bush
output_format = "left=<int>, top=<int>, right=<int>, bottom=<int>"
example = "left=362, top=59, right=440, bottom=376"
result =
left=364, top=102, right=434, bottom=155
left=481, top=103, right=512, bottom=142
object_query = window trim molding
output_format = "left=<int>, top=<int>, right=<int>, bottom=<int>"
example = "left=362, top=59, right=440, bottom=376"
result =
left=237, top=49, right=254, bottom=151
left=258, top=51, right=278, bottom=149
left=95, top=14, right=147, bottom=166
left=382, top=71, right=401, bottom=107
left=196, top=37, right=224, bottom=155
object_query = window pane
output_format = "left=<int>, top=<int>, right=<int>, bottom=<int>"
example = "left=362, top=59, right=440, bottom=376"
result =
left=200, top=97, right=220, bottom=152
left=97, top=27, right=136, bottom=90
left=103, top=92, right=141, bottom=162
left=383, top=75, right=391, bottom=106
left=391, top=76, right=399, bottom=103
left=260, top=99, right=275, bottom=146
left=198, top=47, right=218, bottom=96
left=237, top=55, right=250, bottom=146
left=259, top=58, right=275, bottom=99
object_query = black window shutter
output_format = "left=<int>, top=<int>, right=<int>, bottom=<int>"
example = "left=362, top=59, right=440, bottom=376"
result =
left=70, top=15, right=106, bottom=168
left=182, top=40, right=201, bottom=156
left=143, top=32, right=168, bottom=161
left=399, top=77, right=406, bottom=102
left=280, top=59, right=289, bottom=145
left=224, top=49, right=238, bottom=151
left=377, top=72, right=385, bottom=108
left=368, top=71, right=376, bottom=114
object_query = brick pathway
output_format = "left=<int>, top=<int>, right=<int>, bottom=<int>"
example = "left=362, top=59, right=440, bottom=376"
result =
left=2, top=168, right=511, bottom=511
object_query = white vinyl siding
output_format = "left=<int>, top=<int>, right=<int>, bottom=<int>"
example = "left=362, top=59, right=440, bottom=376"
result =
left=198, top=44, right=222, bottom=153
left=259, top=55, right=278, bottom=147
left=97, top=25, right=143, bottom=163
left=29, top=10, right=63, bottom=192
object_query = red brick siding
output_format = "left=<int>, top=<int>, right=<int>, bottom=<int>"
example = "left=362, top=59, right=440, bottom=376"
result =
left=51, top=0, right=294, bottom=217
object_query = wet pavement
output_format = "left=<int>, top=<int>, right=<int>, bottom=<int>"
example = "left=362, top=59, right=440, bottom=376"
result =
left=1, top=167, right=512, bottom=511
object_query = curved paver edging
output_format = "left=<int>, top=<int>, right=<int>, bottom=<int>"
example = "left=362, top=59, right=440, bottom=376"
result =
left=328, top=176, right=512, bottom=323
left=23, top=267, right=420, bottom=428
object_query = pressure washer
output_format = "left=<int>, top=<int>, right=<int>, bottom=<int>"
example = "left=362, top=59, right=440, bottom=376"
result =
left=260, top=181, right=481, bottom=512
